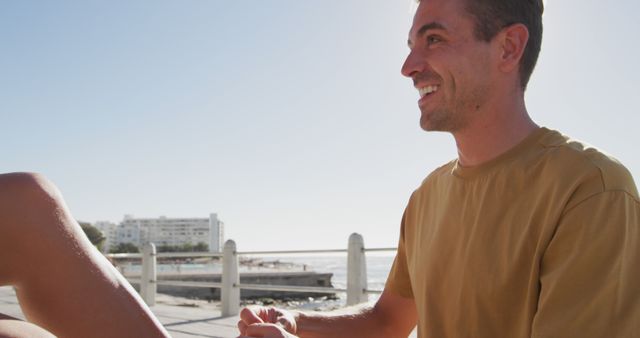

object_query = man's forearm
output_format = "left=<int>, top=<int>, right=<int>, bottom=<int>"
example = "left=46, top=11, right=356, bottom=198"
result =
left=294, top=305, right=396, bottom=338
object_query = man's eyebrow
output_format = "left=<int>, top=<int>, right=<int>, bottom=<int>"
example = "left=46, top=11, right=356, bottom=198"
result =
left=407, top=22, right=447, bottom=47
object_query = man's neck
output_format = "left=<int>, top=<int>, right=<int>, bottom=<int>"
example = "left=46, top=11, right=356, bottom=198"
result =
left=453, top=100, right=538, bottom=168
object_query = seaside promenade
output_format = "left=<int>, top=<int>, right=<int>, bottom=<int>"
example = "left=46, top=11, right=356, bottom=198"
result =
left=0, top=234, right=418, bottom=337
left=0, top=286, right=239, bottom=338
left=0, top=286, right=418, bottom=337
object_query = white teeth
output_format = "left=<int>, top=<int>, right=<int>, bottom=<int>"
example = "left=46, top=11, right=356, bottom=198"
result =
left=418, top=85, right=439, bottom=98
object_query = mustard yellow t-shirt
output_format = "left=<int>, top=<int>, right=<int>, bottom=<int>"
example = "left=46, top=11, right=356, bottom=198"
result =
left=386, top=127, right=640, bottom=338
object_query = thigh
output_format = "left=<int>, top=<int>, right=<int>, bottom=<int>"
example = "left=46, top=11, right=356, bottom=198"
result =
left=0, top=317, right=55, bottom=338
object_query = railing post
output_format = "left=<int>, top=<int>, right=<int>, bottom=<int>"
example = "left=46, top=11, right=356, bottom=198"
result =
left=347, top=233, right=368, bottom=305
left=222, top=239, right=240, bottom=316
left=141, top=242, right=157, bottom=306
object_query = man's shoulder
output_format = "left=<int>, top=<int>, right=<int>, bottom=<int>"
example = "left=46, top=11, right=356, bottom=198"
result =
left=420, top=159, right=457, bottom=185
left=538, top=128, right=638, bottom=199
left=405, top=160, right=457, bottom=201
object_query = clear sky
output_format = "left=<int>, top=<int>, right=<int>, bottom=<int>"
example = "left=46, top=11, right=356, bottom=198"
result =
left=1, top=1, right=639, bottom=251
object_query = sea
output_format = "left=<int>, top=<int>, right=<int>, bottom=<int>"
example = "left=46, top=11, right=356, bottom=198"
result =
left=243, top=253, right=394, bottom=287
left=246, top=253, right=396, bottom=310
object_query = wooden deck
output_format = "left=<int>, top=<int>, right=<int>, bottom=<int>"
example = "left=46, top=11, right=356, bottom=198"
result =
left=0, top=286, right=417, bottom=337
left=0, top=286, right=239, bottom=338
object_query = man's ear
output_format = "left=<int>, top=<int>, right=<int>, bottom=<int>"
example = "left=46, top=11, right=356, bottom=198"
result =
left=496, top=23, right=529, bottom=74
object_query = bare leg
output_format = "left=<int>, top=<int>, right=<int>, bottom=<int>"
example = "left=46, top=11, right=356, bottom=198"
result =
left=0, top=312, right=55, bottom=338
left=0, top=173, right=169, bottom=338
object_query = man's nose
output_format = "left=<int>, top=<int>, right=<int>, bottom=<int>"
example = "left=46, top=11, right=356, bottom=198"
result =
left=401, top=50, right=423, bottom=79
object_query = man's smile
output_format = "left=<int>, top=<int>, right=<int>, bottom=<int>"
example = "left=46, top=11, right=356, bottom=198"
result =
left=418, top=85, right=439, bottom=98
left=417, top=85, right=440, bottom=106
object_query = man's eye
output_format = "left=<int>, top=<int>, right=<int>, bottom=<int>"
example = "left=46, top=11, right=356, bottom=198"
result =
left=427, top=36, right=442, bottom=45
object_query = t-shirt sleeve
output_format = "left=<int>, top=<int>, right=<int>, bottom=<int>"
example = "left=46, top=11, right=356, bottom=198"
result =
left=532, top=191, right=640, bottom=338
left=384, top=209, right=414, bottom=298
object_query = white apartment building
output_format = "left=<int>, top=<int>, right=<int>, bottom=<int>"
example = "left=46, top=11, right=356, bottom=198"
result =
left=94, top=221, right=118, bottom=253
left=97, top=213, right=224, bottom=253
left=209, top=214, right=224, bottom=252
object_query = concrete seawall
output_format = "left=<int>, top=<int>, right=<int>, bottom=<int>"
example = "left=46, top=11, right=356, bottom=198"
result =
left=129, top=271, right=335, bottom=300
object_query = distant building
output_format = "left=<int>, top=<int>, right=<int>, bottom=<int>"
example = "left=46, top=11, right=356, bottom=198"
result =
left=96, top=213, right=224, bottom=253
left=209, top=213, right=225, bottom=252
left=93, top=221, right=118, bottom=253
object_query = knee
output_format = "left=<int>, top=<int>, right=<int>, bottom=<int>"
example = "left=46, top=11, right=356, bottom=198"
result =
left=0, top=173, right=73, bottom=282
left=0, top=172, right=68, bottom=241
left=0, top=172, right=63, bottom=209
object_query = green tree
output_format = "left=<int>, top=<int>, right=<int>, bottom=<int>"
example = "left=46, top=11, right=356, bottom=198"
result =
left=156, top=242, right=209, bottom=252
left=193, top=242, right=209, bottom=252
left=78, top=221, right=106, bottom=252
left=157, top=244, right=176, bottom=253
left=109, top=242, right=140, bottom=254
left=180, top=242, right=194, bottom=252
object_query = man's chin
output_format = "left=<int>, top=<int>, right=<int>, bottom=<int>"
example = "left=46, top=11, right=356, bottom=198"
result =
left=419, top=122, right=435, bottom=132
left=420, top=108, right=439, bottom=131
left=419, top=109, right=460, bottom=133
left=419, top=115, right=441, bottom=132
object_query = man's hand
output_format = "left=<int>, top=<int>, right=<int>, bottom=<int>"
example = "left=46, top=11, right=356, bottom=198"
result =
left=237, top=306, right=297, bottom=337
left=238, top=323, right=298, bottom=338
left=237, top=289, right=417, bottom=338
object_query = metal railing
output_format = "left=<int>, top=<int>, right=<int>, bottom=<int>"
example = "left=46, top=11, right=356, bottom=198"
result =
left=107, top=233, right=396, bottom=316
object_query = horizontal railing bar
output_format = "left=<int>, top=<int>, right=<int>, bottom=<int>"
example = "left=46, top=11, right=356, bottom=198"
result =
left=127, top=278, right=142, bottom=284
left=156, top=252, right=223, bottom=259
left=107, top=253, right=143, bottom=259
left=129, top=278, right=380, bottom=295
left=155, top=280, right=223, bottom=289
left=237, top=249, right=347, bottom=255
left=237, top=283, right=346, bottom=294
left=107, top=252, right=223, bottom=259
left=363, top=248, right=396, bottom=252
left=107, top=248, right=395, bottom=258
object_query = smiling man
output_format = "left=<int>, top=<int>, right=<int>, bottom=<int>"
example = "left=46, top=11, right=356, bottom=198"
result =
left=237, top=0, right=640, bottom=337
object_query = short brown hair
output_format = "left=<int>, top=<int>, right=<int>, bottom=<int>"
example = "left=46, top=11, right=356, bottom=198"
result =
left=417, top=0, right=544, bottom=90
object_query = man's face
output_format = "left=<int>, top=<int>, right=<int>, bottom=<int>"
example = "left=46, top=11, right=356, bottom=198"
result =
left=402, top=0, right=495, bottom=132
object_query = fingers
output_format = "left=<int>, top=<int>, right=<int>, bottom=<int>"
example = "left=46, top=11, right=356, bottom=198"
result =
left=238, top=306, right=297, bottom=337
left=239, top=306, right=271, bottom=336
left=245, top=323, right=292, bottom=338
left=237, top=320, right=248, bottom=336
left=240, top=307, right=265, bottom=326
left=277, top=316, right=295, bottom=333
